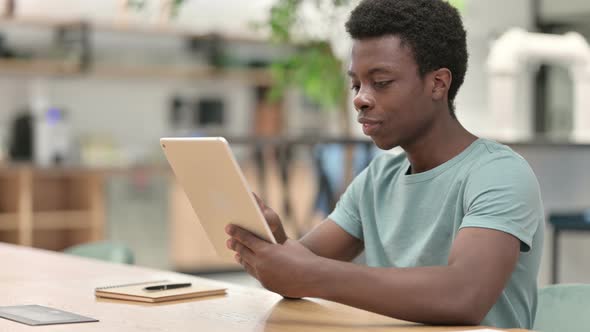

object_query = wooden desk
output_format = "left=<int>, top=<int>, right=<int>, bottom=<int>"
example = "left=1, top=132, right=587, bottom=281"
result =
left=0, top=243, right=530, bottom=331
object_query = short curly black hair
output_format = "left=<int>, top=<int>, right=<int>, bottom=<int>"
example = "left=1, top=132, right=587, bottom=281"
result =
left=345, top=0, right=468, bottom=117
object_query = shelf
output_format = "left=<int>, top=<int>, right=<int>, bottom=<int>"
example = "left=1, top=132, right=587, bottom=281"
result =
left=0, top=167, right=104, bottom=249
left=89, top=64, right=273, bottom=84
left=0, top=16, right=86, bottom=29
left=33, top=176, right=91, bottom=212
left=33, top=210, right=92, bottom=230
left=0, top=59, right=273, bottom=83
left=0, top=213, right=19, bottom=231
left=0, top=15, right=278, bottom=80
left=94, top=22, right=265, bottom=43
left=0, top=58, right=81, bottom=76
left=0, top=16, right=265, bottom=43
left=0, top=176, right=19, bottom=216
left=0, top=167, right=23, bottom=178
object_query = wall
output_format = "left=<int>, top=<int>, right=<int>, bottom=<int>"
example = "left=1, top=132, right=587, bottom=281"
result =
left=540, top=0, right=590, bottom=21
left=455, top=0, right=534, bottom=137
left=512, top=145, right=590, bottom=285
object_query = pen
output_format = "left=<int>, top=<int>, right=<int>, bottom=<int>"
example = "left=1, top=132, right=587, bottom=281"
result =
left=143, top=283, right=192, bottom=291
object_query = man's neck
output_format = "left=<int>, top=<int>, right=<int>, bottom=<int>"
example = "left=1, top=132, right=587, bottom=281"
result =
left=402, top=115, right=477, bottom=174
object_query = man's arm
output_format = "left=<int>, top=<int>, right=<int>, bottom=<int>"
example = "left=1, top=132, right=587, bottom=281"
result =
left=254, top=193, right=363, bottom=261
left=299, top=219, right=364, bottom=261
left=311, top=227, right=519, bottom=325
left=227, top=226, right=519, bottom=325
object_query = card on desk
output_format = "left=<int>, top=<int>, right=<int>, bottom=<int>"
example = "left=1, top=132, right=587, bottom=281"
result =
left=95, top=280, right=227, bottom=303
left=0, top=305, right=98, bottom=326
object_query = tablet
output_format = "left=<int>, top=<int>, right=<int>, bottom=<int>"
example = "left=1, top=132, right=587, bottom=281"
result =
left=160, top=137, right=277, bottom=258
left=0, top=305, right=98, bottom=326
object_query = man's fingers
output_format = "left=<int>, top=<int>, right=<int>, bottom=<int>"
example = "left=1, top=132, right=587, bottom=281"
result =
left=226, top=225, right=265, bottom=251
left=252, top=192, right=265, bottom=209
left=250, top=194, right=287, bottom=244
left=230, top=239, right=255, bottom=261
left=235, top=253, right=257, bottom=278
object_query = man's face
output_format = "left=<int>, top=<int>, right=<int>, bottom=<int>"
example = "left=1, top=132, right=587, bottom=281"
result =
left=348, top=35, right=437, bottom=150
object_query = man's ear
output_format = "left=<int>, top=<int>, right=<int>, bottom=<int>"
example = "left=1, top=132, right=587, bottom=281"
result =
left=431, top=68, right=452, bottom=102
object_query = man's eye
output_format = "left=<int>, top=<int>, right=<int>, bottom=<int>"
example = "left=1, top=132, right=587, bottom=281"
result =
left=374, top=80, right=393, bottom=88
left=350, top=84, right=360, bottom=93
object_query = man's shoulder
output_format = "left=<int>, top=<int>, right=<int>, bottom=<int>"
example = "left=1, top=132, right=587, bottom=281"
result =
left=463, top=139, right=540, bottom=197
left=466, top=139, right=533, bottom=176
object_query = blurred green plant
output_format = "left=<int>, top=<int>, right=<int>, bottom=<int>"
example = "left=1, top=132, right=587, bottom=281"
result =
left=126, top=0, right=147, bottom=11
left=125, top=0, right=187, bottom=19
left=170, top=0, right=187, bottom=18
left=263, top=0, right=352, bottom=112
left=447, top=0, right=465, bottom=12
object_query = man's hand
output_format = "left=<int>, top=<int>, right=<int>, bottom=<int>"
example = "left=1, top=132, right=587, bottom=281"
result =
left=225, top=224, right=321, bottom=298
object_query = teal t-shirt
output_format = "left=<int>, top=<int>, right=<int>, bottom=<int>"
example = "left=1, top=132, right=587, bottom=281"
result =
left=328, top=138, right=544, bottom=329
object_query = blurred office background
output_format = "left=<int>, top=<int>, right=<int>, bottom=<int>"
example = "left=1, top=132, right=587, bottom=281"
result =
left=0, top=0, right=590, bottom=288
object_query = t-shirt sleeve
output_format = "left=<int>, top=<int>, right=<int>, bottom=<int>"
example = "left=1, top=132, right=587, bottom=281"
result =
left=460, top=155, right=543, bottom=252
left=327, top=167, right=369, bottom=240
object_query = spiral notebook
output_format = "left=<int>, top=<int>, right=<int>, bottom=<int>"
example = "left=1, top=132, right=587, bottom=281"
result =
left=95, top=280, right=227, bottom=303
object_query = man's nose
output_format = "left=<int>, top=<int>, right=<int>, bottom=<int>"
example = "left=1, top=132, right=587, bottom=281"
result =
left=353, top=88, right=374, bottom=112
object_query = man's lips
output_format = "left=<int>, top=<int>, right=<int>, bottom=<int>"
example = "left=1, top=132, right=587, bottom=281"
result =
left=358, top=117, right=382, bottom=136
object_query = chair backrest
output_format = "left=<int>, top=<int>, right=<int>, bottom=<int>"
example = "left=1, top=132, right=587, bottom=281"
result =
left=64, top=241, right=135, bottom=265
left=534, top=283, right=590, bottom=332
